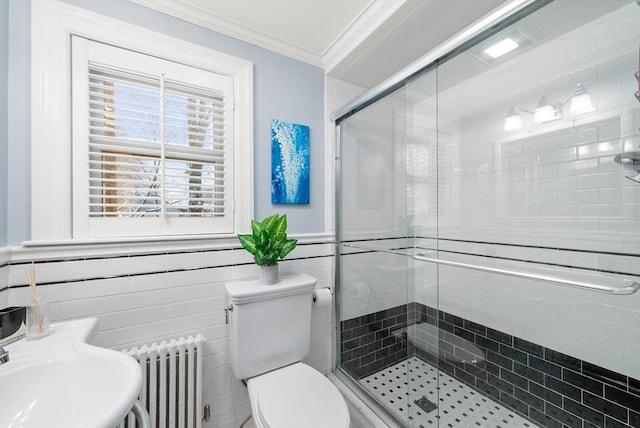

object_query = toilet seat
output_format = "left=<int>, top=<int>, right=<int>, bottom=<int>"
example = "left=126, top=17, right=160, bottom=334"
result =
left=247, top=363, right=350, bottom=428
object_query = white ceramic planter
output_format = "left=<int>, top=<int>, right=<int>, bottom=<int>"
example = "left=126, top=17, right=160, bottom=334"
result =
left=259, top=264, right=279, bottom=285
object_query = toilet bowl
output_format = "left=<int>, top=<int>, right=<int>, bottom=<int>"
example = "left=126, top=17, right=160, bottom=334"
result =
left=247, top=362, right=350, bottom=428
left=225, top=274, right=351, bottom=428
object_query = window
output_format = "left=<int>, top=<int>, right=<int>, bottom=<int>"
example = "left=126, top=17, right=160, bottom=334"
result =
left=72, top=38, right=235, bottom=238
left=31, top=1, right=253, bottom=242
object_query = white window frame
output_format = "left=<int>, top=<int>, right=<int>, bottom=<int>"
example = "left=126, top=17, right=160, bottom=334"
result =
left=31, top=0, right=253, bottom=243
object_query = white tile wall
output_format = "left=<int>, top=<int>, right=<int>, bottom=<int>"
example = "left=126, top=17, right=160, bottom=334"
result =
left=2, top=238, right=335, bottom=428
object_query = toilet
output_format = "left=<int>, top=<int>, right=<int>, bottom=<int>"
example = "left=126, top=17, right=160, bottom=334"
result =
left=225, top=273, right=350, bottom=428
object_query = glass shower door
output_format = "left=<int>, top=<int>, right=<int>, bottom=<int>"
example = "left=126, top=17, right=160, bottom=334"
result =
left=336, top=84, right=434, bottom=425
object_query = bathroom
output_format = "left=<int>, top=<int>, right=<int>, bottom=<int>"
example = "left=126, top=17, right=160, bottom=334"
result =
left=1, top=0, right=640, bottom=427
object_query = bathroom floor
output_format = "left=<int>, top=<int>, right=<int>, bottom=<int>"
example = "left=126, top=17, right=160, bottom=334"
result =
left=360, top=357, right=538, bottom=428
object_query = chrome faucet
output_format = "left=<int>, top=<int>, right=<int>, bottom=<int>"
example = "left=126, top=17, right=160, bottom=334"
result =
left=0, top=346, right=8, bottom=365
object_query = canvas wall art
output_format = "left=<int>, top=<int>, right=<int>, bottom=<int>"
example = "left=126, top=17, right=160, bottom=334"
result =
left=271, top=119, right=310, bottom=204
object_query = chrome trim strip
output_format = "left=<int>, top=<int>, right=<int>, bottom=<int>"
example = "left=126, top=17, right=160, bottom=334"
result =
left=334, top=122, right=343, bottom=370
left=341, top=243, right=639, bottom=295
left=330, top=0, right=539, bottom=123
left=412, top=252, right=640, bottom=295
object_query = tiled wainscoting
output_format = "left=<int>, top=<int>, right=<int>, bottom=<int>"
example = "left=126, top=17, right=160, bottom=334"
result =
left=340, top=303, right=640, bottom=428
left=0, top=237, right=334, bottom=428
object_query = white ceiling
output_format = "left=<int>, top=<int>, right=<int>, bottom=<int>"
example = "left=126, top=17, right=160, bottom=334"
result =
left=129, top=0, right=507, bottom=89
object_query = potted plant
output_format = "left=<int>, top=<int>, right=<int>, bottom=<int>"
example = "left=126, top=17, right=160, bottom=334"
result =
left=237, top=213, right=297, bottom=284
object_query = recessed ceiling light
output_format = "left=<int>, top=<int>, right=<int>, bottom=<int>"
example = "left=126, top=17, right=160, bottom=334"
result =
left=484, top=38, right=519, bottom=58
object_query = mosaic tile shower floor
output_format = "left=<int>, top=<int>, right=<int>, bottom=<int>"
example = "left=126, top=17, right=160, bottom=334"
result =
left=360, top=357, right=539, bottom=428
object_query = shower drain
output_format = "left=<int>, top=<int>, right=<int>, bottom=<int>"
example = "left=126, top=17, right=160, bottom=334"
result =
left=414, top=396, right=438, bottom=413
left=360, top=357, right=538, bottom=427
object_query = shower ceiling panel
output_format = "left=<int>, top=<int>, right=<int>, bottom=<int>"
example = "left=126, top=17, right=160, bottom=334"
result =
left=408, top=0, right=635, bottom=121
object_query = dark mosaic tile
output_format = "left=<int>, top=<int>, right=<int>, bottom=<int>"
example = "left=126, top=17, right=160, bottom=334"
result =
left=352, top=325, right=370, bottom=338
left=363, top=313, right=377, bottom=325
left=545, top=375, right=582, bottom=401
left=341, top=328, right=354, bottom=341
left=486, top=349, right=513, bottom=371
left=341, top=304, right=640, bottom=428
left=513, top=361, right=544, bottom=385
left=630, top=378, right=640, bottom=396
left=474, top=335, right=500, bottom=353
left=443, top=312, right=464, bottom=327
left=487, top=373, right=514, bottom=395
left=351, top=345, right=369, bottom=360
left=394, top=314, right=407, bottom=328
left=382, top=337, right=395, bottom=347
left=454, top=365, right=476, bottom=387
left=439, top=320, right=455, bottom=334
left=500, top=344, right=529, bottom=365
left=583, top=391, right=629, bottom=424
left=476, top=379, right=501, bottom=401
left=583, top=362, right=628, bottom=390
left=605, top=416, right=633, bottom=428
left=545, top=349, right=582, bottom=372
left=500, top=391, right=528, bottom=416
left=487, top=327, right=513, bottom=346
left=484, top=360, right=501, bottom=377
left=513, top=337, right=544, bottom=358
left=530, top=407, right=563, bottom=428
left=500, top=367, right=529, bottom=390
left=514, top=386, right=544, bottom=412
left=463, top=361, right=486, bottom=380
left=463, top=319, right=486, bottom=336
left=375, top=347, right=390, bottom=360
left=563, top=368, right=605, bottom=395
left=439, top=359, right=456, bottom=377
left=343, top=338, right=360, bottom=351
left=382, top=317, right=398, bottom=329
left=438, top=338, right=454, bottom=355
left=606, top=386, right=640, bottom=413
left=360, top=352, right=376, bottom=366
left=530, top=355, right=562, bottom=378
left=529, top=381, right=563, bottom=407
left=342, top=318, right=360, bottom=330
left=563, top=397, right=605, bottom=427
left=545, top=402, right=582, bottom=428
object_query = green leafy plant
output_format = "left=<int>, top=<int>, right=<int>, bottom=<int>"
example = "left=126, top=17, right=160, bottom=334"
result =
left=237, top=214, right=297, bottom=266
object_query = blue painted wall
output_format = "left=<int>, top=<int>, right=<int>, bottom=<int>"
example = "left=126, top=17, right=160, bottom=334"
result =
left=3, top=0, right=325, bottom=245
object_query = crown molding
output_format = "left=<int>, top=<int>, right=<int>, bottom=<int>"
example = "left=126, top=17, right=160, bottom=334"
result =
left=323, top=0, right=406, bottom=72
left=129, top=0, right=324, bottom=67
left=128, top=0, right=404, bottom=71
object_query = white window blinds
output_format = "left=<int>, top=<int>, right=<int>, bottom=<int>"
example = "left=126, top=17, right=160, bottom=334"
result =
left=72, top=37, right=235, bottom=238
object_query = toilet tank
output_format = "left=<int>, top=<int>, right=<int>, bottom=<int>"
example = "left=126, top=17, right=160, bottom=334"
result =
left=226, top=273, right=317, bottom=380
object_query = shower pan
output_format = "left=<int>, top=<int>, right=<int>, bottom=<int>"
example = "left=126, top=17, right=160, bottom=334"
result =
left=334, top=0, right=640, bottom=427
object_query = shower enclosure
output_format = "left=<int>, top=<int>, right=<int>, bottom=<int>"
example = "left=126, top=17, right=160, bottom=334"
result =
left=334, top=0, right=640, bottom=427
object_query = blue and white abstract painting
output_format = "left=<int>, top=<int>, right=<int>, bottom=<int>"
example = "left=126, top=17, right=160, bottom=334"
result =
left=271, top=119, right=310, bottom=204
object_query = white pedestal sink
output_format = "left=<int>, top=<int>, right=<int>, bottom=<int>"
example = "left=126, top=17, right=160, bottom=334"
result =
left=0, top=318, right=143, bottom=428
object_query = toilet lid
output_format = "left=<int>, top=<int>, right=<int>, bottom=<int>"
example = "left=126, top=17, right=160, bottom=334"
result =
left=248, top=363, right=350, bottom=428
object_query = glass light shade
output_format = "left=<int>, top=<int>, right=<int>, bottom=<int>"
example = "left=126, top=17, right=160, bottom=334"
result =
left=504, top=108, right=523, bottom=131
left=534, top=97, right=556, bottom=123
left=568, top=85, right=594, bottom=114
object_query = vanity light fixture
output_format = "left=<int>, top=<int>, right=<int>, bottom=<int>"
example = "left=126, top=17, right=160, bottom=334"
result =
left=504, top=106, right=524, bottom=131
left=533, top=96, right=561, bottom=123
left=505, top=83, right=595, bottom=131
left=568, top=83, right=594, bottom=114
